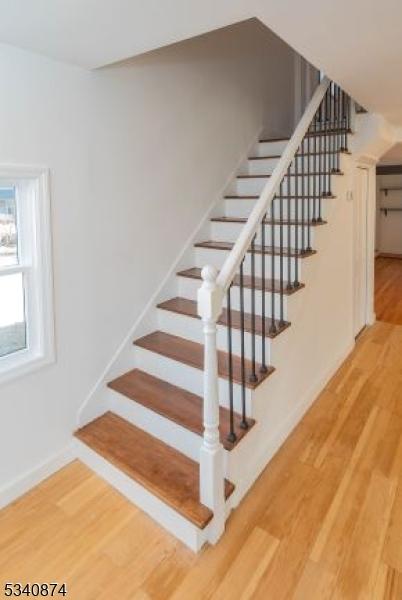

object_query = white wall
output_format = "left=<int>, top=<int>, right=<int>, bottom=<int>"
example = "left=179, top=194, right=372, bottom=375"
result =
left=0, top=20, right=296, bottom=494
left=376, top=173, right=402, bottom=256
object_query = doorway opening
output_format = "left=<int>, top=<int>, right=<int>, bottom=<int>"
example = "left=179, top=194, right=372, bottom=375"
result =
left=354, top=166, right=369, bottom=337
left=374, top=147, right=402, bottom=324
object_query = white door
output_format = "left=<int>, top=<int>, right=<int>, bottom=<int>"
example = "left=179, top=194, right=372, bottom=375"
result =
left=354, top=167, right=369, bottom=336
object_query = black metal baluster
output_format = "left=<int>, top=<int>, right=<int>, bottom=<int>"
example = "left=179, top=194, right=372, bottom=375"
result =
left=342, top=89, right=347, bottom=151
left=286, top=166, right=293, bottom=289
left=307, top=129, right=312, bottom=252
left=239, top=259, right=248, bottom=430
left=336, top=84, right=341, bottom=172
left=249, top=236, right=257, bottom=383
left=328, top=88, right=332, bottom=193
left=325, top=89, right=331, bottom=196
left=260, top=216, right=269, bottom=370
left=279, top=181, right=285, bottom=326
left=270, top=198, right=277, bottom=334
left=313, top=106, right=317, bottom=223
left=323, top=90, right=327, bottom=195
left=294, top=148, right=300, bottom=286
left=330, top=82, right=335, bottom=173
left=339, top=88, right=344, bottom=150
left=318, top=99, right=323, bottom=221
left=335, top=83, right=339, bottom=169
left=301, top=135, right=306, bottom=254
left=226, top=284, right=236, bottom=443
left=345, top=94, right=350, bottom=150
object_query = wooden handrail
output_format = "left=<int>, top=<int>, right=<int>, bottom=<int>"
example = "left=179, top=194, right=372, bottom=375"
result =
left=216, top=76, right=331, bottom=295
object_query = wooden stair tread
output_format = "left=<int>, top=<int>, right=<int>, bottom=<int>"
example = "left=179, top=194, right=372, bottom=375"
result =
left=211, top=216, right=327, bottom=226
left=108, top=369, right=255, bottom=451
left=248, top=151, right=343, bottom=160
left=224, top=195, right=259, bottom=199
left=177, top=267, right=304, bottom=295
left=276, top=194, right=336, bottom=200
left=224, top=194, right=336, bottom=200
left=134, top=331, right=274, bottom=389
left=194, top=240, right=316, bottom=258
left=259, top=128, right=351, bottom=143
left=157, top=297, right=290, bottom=339
left=236, top=171, right=343, bottom=179
left=248, top=154, right=281, bottom=160
left=75, top=412, right=234, bottom=529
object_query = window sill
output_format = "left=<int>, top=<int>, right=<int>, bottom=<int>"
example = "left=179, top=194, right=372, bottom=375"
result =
left=0, top=349, right=55, bottom=386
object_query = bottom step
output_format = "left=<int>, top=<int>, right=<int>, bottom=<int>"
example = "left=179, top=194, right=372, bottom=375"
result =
left=75, top=412, right=234, bottom=530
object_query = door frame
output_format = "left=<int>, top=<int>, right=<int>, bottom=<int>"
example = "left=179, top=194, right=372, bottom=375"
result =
left=353, top=157, right=377, bottom=333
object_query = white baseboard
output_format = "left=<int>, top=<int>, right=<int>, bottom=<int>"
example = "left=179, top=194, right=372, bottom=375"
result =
left=0, top=444, right=75, bottom=510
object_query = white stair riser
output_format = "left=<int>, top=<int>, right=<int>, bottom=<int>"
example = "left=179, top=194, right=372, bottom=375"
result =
left=228, top=177, right=269, bottom=196
left=223, top=198, right=331, bottom=220
left=253, top=136, right=348, bottom=159
left=134, top=345, right=253, bottom=415
left=108, top=388, right=202, bottom=462
left=223, top=198, right=257, bottom=218
left=210, top=221, right=316, bottom=248
left=222, top=285, right=289, bottom=318
left=194, top=247, right=302, bottom=281
left=254, top=140, right=288, bottom=156
left=157, top=308, right=272, bottom=364
left=246, top=154, right=336, bottom=176
left=74, top=439, right=208, bottom=552
left=177, top=277, right=291, bottom=317
left=246, top=158, right=279, bottom=176
left=232, top=175, right=336, bottom=196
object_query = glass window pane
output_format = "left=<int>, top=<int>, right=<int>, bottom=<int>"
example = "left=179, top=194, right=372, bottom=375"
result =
left=0, top=272, right=26, bottom=358
left=0, top=187, right=18, bottom=267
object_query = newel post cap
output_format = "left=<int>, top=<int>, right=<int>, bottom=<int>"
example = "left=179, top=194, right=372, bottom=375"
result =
left=201, top=265, right=218, bottom=286
left=197, top=265, right=223, bottom=321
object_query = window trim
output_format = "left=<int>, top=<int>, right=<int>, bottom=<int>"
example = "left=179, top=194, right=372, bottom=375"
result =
left=0, top=165, right=55, bottom=384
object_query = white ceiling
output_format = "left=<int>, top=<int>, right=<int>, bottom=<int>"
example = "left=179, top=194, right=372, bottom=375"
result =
left=0, top=0, right=255, bottom=69
left=254, top=0, right=402, bottom=128
left=1, top=0, right=402, bottom=127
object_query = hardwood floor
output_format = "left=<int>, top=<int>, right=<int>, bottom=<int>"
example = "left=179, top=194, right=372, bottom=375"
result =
left=1, top=322, right=402, bottom=598
left=375, top=256, right=402, bottom=325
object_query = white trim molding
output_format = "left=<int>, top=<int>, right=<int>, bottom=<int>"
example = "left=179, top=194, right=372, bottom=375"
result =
left=0, top=165, right=55, bottom=385
left=0, top=444, right=74, bottom=510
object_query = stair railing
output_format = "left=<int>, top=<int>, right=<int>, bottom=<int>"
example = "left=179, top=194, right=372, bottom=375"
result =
left=197, top=76, right=351, bottom=542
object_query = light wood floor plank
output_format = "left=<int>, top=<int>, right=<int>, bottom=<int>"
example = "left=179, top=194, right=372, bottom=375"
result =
left=331, top=471, right=397, bottom=599
left=0, top=261, right=401, bottom=598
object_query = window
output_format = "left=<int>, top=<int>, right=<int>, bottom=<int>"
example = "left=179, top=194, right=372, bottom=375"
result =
left=0, top=166, right=54, bottom=383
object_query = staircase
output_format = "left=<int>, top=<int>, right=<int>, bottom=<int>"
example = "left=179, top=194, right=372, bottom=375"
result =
left=74, top=78, right=356, bottom=551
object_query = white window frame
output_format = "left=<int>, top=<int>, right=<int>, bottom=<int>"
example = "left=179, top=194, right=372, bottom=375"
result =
left=0, top=165, right=55, bottom=384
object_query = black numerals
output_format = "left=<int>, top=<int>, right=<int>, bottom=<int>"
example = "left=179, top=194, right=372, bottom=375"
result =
left=4, top=583, right=67, bottom=597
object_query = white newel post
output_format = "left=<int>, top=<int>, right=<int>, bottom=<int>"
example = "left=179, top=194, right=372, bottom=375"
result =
left=197, top=265, right=225, bottom=543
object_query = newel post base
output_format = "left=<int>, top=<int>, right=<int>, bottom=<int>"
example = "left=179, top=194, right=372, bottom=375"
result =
left=197, top=265, right=225, bottom=544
